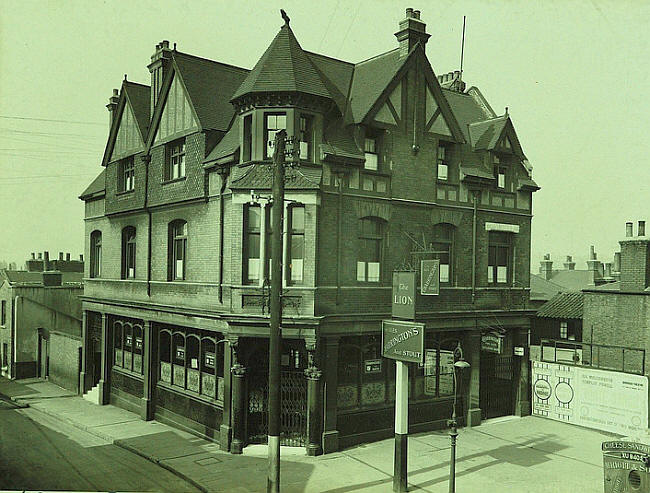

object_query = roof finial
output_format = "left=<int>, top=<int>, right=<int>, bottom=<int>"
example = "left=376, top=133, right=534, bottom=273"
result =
left=281, top=9, right=290, bottom=26
left=173, top=42, right=177, bottom=51
left=505, top=106, right=509, bottom=116
left=124, top=73, right=127, bottom=81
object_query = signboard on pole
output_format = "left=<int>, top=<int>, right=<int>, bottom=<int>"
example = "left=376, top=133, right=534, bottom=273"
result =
left=420, top=259, right=440, bottom=296
left=392, top=271, right=416, bottom=319
left=382, top=320, right=425, bottom=364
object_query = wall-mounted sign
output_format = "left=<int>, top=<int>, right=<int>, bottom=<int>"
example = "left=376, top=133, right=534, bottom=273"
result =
left=392, top=271, right=416, bottom=319
left=135, top=337, right=143, bottom=350
left=204, top=351, right=216, bottom=369
left=382, top=319, right=424, bottom=364
left=514, top=346, right=525, bottom=357
left=420, top=260, right=440, bottom=296
left=125, top=334, right=133, bottom=348
left=364, top=359, right=382, bottom=374
left=481, top=332, right=503, bottom=354
left=176, top=346, right=185, bottom=360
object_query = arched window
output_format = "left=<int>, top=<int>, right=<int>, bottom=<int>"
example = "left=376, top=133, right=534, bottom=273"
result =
left=132, top=324, right=143, bottom=374
left=172, top=332, right=185, bottom=387
left=121, top=226, right=136, bottom=279
left=90, top=231, right=102, bottom=278
left=357, top=217, right=384, bottom=282
left=169, top=220, right=187, bottom=281
left=159, top=330, right=172, bottom=383
left=123, top=323, right=133, bottom=370
left=431, top=223, right=455, bottom=284
left=114, top=322, right=123, bottom=367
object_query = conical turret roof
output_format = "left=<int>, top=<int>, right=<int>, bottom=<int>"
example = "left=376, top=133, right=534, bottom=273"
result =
left=231, top=22, right=332, bottom=101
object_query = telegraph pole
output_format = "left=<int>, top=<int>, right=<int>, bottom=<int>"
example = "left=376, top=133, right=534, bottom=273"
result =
left=268, top=128, right=286, bottom=493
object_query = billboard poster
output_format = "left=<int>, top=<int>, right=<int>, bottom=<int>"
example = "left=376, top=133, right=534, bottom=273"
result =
left=531, top=361, right=648, bottom=436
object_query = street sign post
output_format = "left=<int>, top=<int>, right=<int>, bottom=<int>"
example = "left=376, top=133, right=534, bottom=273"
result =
left=386, top=271, right=422, bottom=492
left=420, top=259, right=440, bottom=296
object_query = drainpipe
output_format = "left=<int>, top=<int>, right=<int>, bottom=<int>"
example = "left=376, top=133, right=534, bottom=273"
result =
left=336, top=172, right=343, bottom=304
left=217, top=165, right=230, bottom=304
left=142, top=154, right=152, bottom=297
left=12, top=296, right=20, bottom=379
left=471, top=191, right=478, bottom=303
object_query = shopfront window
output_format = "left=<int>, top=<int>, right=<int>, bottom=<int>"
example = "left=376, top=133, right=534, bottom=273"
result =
left=113, top=320, right=144, bottom=376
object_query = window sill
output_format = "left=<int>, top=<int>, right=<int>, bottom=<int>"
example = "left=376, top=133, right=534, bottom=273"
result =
left=112, top=365, right=144, bottom=380
left=116, top=189, right=135, bottom=197
left=361, top=169, right=390, bottom=177
left=156, top=380, right=223, bottom=408
left=162, top=177, right=186, bottom=185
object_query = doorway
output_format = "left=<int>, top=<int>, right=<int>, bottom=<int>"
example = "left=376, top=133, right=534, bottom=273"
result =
left=91, top=338, right=102, bottom=387
left=38, top=334, right=49, bottom=379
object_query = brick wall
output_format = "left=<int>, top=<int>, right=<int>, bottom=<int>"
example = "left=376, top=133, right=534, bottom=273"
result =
left=104, top=151, right=146, bottom=214
left=583, top=291, right=650, bottom=374
left=49, top=332, right=81, bottom=392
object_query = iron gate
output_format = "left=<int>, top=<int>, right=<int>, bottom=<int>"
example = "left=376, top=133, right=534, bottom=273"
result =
left=480, top=353, right=514, bottom=420
left=248, top=369, right=307, bottom=446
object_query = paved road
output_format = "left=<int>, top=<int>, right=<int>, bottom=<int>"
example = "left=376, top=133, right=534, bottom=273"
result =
left=0, top=398, right=201, bottom=492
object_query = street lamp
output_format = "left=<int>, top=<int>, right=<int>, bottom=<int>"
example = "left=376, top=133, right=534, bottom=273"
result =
left=448, top=358, right=470, bottom=493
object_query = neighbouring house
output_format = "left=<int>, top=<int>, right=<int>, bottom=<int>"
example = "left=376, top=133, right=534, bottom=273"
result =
left=79, top=8, right=540, bottom=454
left=0, top=251, right=83, bottom=392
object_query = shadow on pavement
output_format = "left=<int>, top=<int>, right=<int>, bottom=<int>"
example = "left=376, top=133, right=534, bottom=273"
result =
left=321, top=433, right=567, bottom=493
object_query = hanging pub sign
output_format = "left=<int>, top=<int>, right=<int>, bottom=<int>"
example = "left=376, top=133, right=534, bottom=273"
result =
left=364, top=359, right=382, bottom=374
left=382, top=320, right=425, bottom=364
left=392, top=271, right=416, bottom=320
left=420, top=259, right=440, bottom=296
left=481, top=332, right=504, bottom=354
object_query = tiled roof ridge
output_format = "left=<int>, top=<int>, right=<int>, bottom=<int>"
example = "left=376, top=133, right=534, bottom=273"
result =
left=123, top=80, right=150, bottom=89
left=173, top=50, right=250, bottom=73
left=303, top=50, right=355, bottom=66
left=354, top=47, right=399, bottom=67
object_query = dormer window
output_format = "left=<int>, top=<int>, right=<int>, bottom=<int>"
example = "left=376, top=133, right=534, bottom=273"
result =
left=119, top=156, right=135, bottom=192
left=264, top=113, right=286, bottom=159
left=364, top=137, right=378, bottom=171
left=165, top=138, right=186, bottom=181
left=437, top=146, right=448, bottom=181
left=299, top=114, right=313, bottom=161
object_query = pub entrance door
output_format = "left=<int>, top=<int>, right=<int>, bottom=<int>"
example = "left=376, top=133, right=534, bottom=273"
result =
left=247, top=342, right=307, bottom=446
left=480, top=352, right=514, bottom=419
left=38, top=333, right=49, bottom=379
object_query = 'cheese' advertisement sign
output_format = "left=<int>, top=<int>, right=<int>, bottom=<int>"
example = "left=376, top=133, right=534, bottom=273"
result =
left=382, top=320, right=424, bottom=364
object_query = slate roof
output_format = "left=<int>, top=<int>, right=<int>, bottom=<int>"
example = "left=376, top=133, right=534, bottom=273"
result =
left=231, top=24, right=331, bottom=102
left=443, top=89, right=492, bottom=141
left=79, top=169, right=106, bottom=200
left=537, top=292, right=584, bottom=319
left=460, top=165, right=495, bottom=182
left=321, top=116, right=364, bottom=161
left=124, top=81, right=150, bottom=139
left=173, top=52, right=249, bottom=132
left=346, top=49, right=402, bottom=123
left=469, top=116, right=508, bottom=150
left=230, top=163, right=321, bottom=190
left=530, top=273, right=564, bottom=302
left=547, top=270, right=596, bottom=292
left=204, top=118, right=240, bottom=164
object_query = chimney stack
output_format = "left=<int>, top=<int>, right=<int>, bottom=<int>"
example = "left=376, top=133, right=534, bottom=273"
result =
left=43, top=251, right=50, bottom=271
left=106, top=88, right=119, bottom=127
left=586, top=245, right=602, bottom=281
left=395, top=8, right=431, bottom=58
left=539, top=253, right=553, bottom=280
left=563, top=255, right=576, bottom=270
left=148, top=40, right=173, bottom=116
left=619, top=220, right=650, bottom=292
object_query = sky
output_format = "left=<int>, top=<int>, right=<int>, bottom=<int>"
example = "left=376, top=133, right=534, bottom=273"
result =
left=0, top=0, right=648, bottom=271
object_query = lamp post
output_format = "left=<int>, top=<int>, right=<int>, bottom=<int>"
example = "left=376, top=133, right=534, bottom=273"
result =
left=449, top=358, right=470, bottom=493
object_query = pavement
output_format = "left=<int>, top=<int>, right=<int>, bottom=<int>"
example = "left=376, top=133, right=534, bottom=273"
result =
left=0, top=376, right=613, bottom=493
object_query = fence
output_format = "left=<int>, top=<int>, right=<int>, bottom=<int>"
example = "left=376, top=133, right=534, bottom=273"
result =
left=540, top=339, right=645, bottom=375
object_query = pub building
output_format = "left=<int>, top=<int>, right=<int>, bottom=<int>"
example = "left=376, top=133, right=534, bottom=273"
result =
left=79, top=8, right=539, bottom=455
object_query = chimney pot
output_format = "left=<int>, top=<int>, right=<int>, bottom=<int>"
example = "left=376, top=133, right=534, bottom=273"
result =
left=80, top=254, right=84, bottom=262
left=566, top=255, right=572, bottom=262
left=38, top=253, right=42, bottom=260
left=413, top=10, right=421, bottom=19
left=605, top=262, right=612, bottom=278
left=626, top=222, right=633, bottom=237
left=161, top=40, right=170, bottom=49
left=59, top=252, right=64, bottom=261
left=639, top=221, right=646, bottom=237
left=590, top=245, right=596, bottom=260
left=31, top=253, right=35, bottom=259
left=406, top=7, right=414, bottom=17
left=66, top=253, right=70, bottom=261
